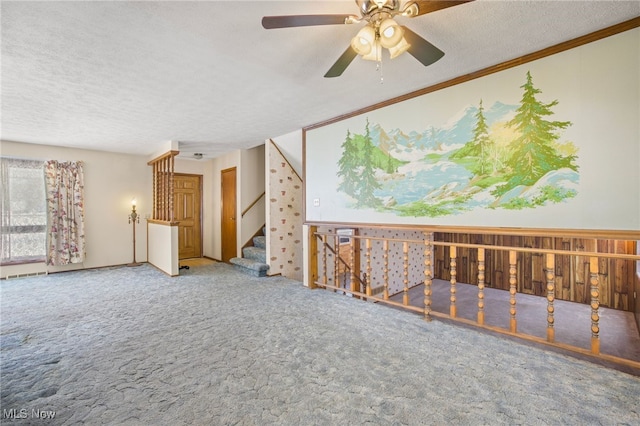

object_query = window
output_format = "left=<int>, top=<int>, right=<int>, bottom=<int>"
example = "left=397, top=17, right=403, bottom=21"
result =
left=1, top=158, right=46, bottom=264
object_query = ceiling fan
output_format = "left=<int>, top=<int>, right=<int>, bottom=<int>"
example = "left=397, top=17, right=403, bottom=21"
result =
left=262, top=0, right=473, bottom=78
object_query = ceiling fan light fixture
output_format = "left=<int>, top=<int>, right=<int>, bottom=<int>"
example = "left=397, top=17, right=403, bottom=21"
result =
left=361, top=39, right=382, bottom=61
left=378, top=18, right=404, bottom=48
left=388, top=36, right=411, bottom=59
left=351, top=25, right=376, bottom=55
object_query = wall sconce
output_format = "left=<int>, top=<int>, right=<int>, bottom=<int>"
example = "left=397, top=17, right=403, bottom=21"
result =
left=128, top=198, right=141, bottom=267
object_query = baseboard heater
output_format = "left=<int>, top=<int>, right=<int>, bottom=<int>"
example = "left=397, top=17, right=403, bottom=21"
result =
left=3, top=271, right=48, bottom=280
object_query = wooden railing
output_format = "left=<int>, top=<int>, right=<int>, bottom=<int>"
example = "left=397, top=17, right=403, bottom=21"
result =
left=147, top=150, right=178, bottom=222
left=241, top=192, right=265, bottom=218
left=308, top=225, right=640, bottom=370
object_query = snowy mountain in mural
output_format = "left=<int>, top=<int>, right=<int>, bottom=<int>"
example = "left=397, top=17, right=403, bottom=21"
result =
left=336, top=72, right=580, bottom=217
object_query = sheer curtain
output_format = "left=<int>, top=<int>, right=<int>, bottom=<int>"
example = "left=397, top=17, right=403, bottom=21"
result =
left=44, top=160, right=85, bottom=265
left=0, top=158, right=47, bottom=263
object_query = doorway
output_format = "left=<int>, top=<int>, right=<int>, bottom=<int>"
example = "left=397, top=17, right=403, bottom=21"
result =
left=221, top=167, right=237, bottom=263
left=174, top=174, right=202, bottom=260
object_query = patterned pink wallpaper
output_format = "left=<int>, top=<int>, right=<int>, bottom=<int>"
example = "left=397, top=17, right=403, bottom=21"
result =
left=268, top=142, right=303, bottom=281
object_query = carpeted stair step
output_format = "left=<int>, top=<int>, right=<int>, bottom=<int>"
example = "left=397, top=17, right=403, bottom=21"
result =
left=253, top=236, right=266, bottom=249
left=243, top=246, right=266, bottom=263
left=229, top=257, right=269, bottom=278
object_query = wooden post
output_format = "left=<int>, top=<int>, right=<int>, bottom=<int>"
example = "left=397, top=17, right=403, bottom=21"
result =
left=165, top=157, right=170, bottom=221
left=333, top=235, right=339, bottom=292
left=321, top=234, right=327, bottom=289
left=403, top=241, right=409, bottom=306
left=307, top=226, right=318, bottom=289
left=590, top=256, right=600, bottom=355
left=168, top=155, right=175, bottom=222
left=365, top=238, right=372, bottom=298
left=477, top=248, right=485, bottom=325
left=350, top=236, right=358, bottom=296
left=161, top=157, right=167, bottom=220
left=546, top=253, right=556, bottom=342
left=383, top=239, right=389, bottom=300
left=450, top=245, right=457, bottom=318
left=152, top=163, right=157, bottom=219
left=509, top=250, right=517, bottom=333
left=424, top=233, right=433, bottom=322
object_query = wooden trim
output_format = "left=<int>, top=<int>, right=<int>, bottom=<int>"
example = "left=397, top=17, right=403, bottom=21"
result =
left=307, top=225, right=318, bottom=289
left=241, top=192, right=265, bottom=218
left=302, top=20, right=640, bottom=237
left=147, top=150, right=179, bottom=166
left=147, top=219, right=179, bottom=226
left=312, top=229, right=640, bottom=261
left=269, top=139, right=302, bottom=182
left=304, top=18, right=640, bottom=132
left=306, top=222, right=640, bottom=241
left=302, top=131, right=308, bottom=236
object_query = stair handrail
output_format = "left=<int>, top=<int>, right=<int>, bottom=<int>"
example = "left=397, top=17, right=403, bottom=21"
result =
left=320, top=238, right=367, bottom=291
left=241, top=192, right=266, bottom=218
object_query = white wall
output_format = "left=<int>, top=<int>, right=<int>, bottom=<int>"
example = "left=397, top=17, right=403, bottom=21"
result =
left=268, top=130, right=303, bottom=177
left=0, top=141, right=152, bottom=277
left=148, top=222, right=178, bottom=276
left=208, top=145, right=266, bottom=261
left=240, top=144, right=266, bottom=246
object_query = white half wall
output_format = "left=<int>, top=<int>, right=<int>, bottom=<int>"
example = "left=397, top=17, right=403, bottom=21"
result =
left=147, top=222, right=178, bottom=276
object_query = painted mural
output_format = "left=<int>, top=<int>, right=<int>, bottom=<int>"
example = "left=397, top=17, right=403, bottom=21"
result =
left=336, top=71, right=579, bottom=217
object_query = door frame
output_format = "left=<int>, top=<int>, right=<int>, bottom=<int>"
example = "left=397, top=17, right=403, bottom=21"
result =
left=221, top=167, right=237, bottom=262
left=174, top=173, right=203, bottom=259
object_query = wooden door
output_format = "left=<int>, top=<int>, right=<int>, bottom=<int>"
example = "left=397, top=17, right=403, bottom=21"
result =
left=221, top=167, right=237, bottom=263
left=174, top=174, right=202, bottom=260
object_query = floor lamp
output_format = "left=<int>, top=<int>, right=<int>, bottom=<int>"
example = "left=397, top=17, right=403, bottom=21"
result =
left=128, top=198, right=142, bottom=267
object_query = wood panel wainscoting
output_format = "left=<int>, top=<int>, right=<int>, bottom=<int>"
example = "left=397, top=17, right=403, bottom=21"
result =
left=433, top=233, right=636, bottom=311
left=307, top=224, right=640, bottom=371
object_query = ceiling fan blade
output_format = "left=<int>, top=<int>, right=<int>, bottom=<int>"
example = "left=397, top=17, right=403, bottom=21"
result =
left=402, top=26, right=445, bottom=67
left=324, top=46, right=358, bottom=78
left=262, top=15, right=354, bottom=29
left=412, top=0, right=474, bottom=16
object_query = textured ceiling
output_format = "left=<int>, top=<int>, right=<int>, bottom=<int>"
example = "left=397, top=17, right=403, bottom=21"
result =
left=1, top=1, right=639, bottom=160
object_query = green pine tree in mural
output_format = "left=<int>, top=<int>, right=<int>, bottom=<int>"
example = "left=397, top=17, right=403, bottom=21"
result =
left=497, top=71, right=575, bottom=194
left=473, top=99, right=493, bottom=175
left=336, top=130, right=360, bottom=198
left=356, top=119, right=382, bottom=208
left=450, top=99, right=494, bottom=175
left=386, top=153, right=396, bottom=174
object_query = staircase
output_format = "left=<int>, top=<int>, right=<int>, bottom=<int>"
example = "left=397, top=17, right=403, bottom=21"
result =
left=229, top=227, right=269, bottom=277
